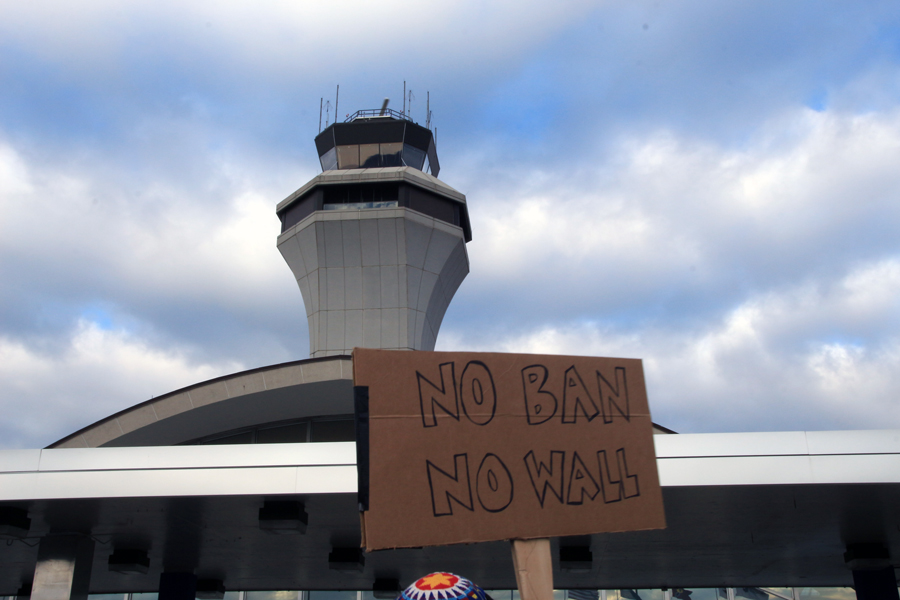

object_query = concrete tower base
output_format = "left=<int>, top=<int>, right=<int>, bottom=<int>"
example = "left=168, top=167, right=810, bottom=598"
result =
left=277, top=168, right=470, bottom=356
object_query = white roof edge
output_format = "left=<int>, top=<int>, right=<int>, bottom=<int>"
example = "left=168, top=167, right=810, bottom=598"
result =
left=4, top=431, right=900, bottom=501
left=7, top=430, right=900, bottom=473
left=654, top=429, right=900, bottom=458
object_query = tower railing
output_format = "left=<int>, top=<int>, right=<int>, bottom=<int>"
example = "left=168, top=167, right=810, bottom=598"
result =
left=344, top=108, right=418, bottom=124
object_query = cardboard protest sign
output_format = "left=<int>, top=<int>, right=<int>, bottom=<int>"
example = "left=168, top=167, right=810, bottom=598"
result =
left=353, top=349, right=665, bottom=551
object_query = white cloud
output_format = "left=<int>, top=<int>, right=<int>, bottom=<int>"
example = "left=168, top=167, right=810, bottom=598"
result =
left=458, top=106, right=900, bottom=308
left=0, top=137, right=296, bottom=314
left=3, top=2, right=900, bottom=447
left=443, top=257, right=900, bottom=433
left=0, top=0, right=598, bottom=78
left=441, top=107, right=900, bottom=433
left=0, top=320, right=241, bottom=448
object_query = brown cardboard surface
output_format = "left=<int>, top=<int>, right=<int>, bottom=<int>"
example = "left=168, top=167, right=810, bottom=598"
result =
left=353, top=349, right=666, bottom=551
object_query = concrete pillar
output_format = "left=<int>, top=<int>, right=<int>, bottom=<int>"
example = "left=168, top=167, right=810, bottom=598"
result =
left=30, top=535, right=94, bottom=600
left=852, top=567, right=900, bottom=600
left=158, top=572, right=197, bottom=600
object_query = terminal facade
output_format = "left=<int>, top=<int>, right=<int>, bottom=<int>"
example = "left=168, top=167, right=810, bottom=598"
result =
left=2, top=109, right=900, bottom=600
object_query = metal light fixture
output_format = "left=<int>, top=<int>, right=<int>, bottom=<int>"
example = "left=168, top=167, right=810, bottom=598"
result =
left=108, top=548, right=150, bottom=574
left=328, top=547, right=364, bottom=571
left=196, top=579, right=226, bottom=600
left=559, top=545, right=593, bottom=572
left=0, top=507, right=31, bottom=538
left=258, top=500, right=307, bottom=534
left=373, top=578, right=400, bottom=599
left=844, top=543, right=892, bottom=570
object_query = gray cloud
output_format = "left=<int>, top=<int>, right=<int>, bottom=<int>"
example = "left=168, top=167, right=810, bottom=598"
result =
left=2, top=1, right=900, bottom=447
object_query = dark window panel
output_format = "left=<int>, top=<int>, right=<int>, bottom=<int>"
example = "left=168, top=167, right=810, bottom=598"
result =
left=426, top=139, right=440, bottom=178
left=323, top=184, right=399, bottom=206
left=381, top=142, right=403, bottom=167
left=336, top=145, right=360, bottom=169
left=402, top=144, right=426, bottom=170
left=257, top=422, right=309, bottom=444
left=408, top=191, right=458, bottom=225
left=320, top=147, right=338, bottom=171
left=315, top=126, right=336, bottom=156
left=279, top=190, right=320, bottom=233
left=310, top=419, right=356, bottom=442
left=200, top=431, right=254, bottom=445
left=359, top=144, right=382, bottom=168
left=333, top=121, right=405, bottom=145
left=403, top=123, right=432, bottom=150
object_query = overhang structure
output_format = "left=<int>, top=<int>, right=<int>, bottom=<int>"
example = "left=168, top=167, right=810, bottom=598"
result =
left=2, top=430, right=900, bottom=594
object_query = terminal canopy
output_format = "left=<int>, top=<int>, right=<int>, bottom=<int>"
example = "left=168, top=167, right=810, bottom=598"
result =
left=315, top=109, right=440, bottom=177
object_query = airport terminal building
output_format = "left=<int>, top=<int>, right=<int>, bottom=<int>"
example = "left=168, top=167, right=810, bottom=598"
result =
left=2, top=109, right=900, bottom=600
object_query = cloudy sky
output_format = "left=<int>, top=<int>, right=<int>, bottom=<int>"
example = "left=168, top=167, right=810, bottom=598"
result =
left=2, top=1, right=900, bottom=448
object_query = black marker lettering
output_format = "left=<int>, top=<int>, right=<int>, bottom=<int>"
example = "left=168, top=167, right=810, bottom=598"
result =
left=597, top=367, right=630, bottom=423
left=522, top=364, right=558, bottom=424
left=561, top=366, right=600, bottom=423
left=476, top=453, right=514, bottom=512
left=524, top=450, right=565, bottom=507
left=417, top=362, right=459, bottom=427
left=597, top=448, right=640, bottom=503
left=566, top=450, right=600, bottom=505
left=460, top=361, right=497, bottom=426
left=426, top=453, right=474, bottom=516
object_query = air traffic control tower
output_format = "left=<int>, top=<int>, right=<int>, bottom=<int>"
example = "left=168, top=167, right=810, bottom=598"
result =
left=275, top=108, right=472, bottom=357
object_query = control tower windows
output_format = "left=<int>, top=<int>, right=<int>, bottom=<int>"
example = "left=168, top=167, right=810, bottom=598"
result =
left=333, top=143, right=409, bottom=169
left=315, top=116, right=440, bottom=176
left=278, top=181, right=471, bottom=241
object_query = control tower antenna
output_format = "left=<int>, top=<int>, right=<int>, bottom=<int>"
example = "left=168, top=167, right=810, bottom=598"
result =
left=403, top=81, right=406, bottom=116
left=407, top=89, right=415, bottom=122
left=426, top=91, right=431, bottom=130
left=318, top=98, right=323, bottom=133
left=379, top=98, right=390, bottom=116
left=324, top=100, right=332, bottom=127
left=334, top=84, right=340, bottom=123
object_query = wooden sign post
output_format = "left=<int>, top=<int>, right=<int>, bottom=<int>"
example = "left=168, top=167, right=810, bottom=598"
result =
left=353, top=349, right=666, bottom=592
left=512, top=539, right=554, bottom=600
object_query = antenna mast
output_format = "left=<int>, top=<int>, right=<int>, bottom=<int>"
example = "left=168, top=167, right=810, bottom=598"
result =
left=426, top=91, right=431, bottom=130
left=407, top=89, right=415, bottom=122
left=324, top=100, right=332, bottom=127
left=318, top=98, right=323, bottom=133
left=335, top=85, right=340, bottom=123
left=403, top=81, right=406, bottom=116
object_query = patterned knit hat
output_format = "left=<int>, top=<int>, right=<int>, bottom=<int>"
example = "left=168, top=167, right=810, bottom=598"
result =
left=399, top=573, right=490, bottom=600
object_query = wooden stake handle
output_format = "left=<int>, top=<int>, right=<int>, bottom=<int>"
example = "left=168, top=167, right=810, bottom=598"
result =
left=511, top=538, right=554, bottom=600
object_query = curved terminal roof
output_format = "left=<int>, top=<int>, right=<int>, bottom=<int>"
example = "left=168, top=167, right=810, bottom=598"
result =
left=50, top=355, right=673, bottom=449
left=49, top=356, right=353, bottom=449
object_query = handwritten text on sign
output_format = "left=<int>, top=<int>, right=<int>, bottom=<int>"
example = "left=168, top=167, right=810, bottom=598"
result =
left=354, top=350, right=665, bottom=551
